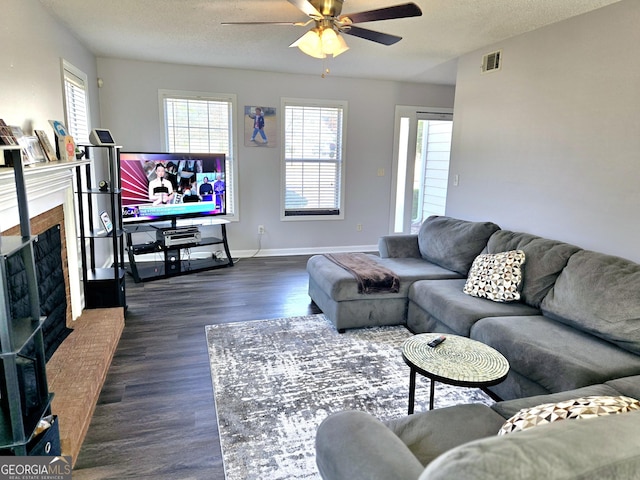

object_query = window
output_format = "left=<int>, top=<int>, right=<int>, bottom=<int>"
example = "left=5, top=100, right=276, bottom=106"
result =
left=159, top=90, right=237, bottom=216
left=62, top=60, right=90, bottom=145
left=392, top=107, right=453, bottom=233
left=411, top=116, right=453, bottom=233
left=282, top=98, right=346, bottom=219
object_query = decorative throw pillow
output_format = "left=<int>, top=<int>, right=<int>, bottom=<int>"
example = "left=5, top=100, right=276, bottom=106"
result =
left=463, top=250, right=526, bottom=302
left=498, top=395, right=640, bottom=436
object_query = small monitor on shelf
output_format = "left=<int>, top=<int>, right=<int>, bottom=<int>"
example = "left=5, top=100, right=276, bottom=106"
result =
left=89, top=128, right=116, bottom=146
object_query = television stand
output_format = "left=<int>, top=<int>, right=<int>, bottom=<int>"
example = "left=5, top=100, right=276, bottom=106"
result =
left=124, top=220, right=233, bottom=282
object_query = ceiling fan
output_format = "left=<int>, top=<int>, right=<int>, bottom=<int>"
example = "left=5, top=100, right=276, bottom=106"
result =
left=222, top=0, right=422, bottom=59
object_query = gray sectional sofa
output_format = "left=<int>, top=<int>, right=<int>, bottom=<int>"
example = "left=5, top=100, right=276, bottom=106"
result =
left=316, top=375, right=640, bottom=479
left=307, top=215, right=640, bottom=400
left=311, top=216, right=640, bottom=478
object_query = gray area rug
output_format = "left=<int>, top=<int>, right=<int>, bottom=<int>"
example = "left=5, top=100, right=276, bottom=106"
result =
left=206, top=314, right=493, bottom=479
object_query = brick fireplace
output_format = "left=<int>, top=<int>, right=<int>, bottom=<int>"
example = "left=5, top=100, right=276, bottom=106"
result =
left=1, top=160, right=124, bottom=462
left=2, top=205, right=72, bottom=328
left=0, top=160, right=86, bottom=319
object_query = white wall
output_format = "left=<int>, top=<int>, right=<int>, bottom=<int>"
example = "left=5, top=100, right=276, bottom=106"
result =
left=0, top=0, right=100, bottom=230
left=1, top=0, right=99, bottom=160
left=447, top=0, right=640, bottom=263
left=96, top=58, right=455, bottom=254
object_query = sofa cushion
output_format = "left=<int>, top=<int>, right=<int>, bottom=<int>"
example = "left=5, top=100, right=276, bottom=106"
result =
left=540, top=250, right=640, bottom=355
left=409, top=279, right=539, bottom=337
left=605, top=375, right=640, bottom=400
left=420, top=410, right=640, bottom=480
left=378, top=234, right=421, bottom=259
left=418, top=216, right=500, bottom=276
left=471, top=315, right=640, bottom=394
left=385, top=403, right=505, bottom=467
left=486, top=230, right=581, bottom=308
left=463, top=250, right=525, bottom=302
left=491, top=383, right=624, bottom=419
left=497, top=395, right=640, bottom=435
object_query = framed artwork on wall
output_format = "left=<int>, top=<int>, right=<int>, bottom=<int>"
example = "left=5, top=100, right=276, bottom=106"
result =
left=244, top=106, right=276, bottom=148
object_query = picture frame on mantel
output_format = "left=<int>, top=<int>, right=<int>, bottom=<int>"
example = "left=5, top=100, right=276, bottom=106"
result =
left=48, top=119, right=75, bottom=161
left=35, top=129, right=58, bottom=162
left=19, top=136, right=47, bottom=165
left=0, top=118, right=18, bottom=146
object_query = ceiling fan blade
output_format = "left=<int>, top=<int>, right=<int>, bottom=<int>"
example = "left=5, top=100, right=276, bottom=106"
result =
left=342, top=25, right=402, bottom=46
left=340, top=2, right=422, bottom=24
left=287, top=0, right=322, bottom=18
left=222, top=21, right=309, bottom=26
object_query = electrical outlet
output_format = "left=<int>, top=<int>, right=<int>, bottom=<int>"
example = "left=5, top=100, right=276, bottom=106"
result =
left=258, top=225, right=265, bottom=234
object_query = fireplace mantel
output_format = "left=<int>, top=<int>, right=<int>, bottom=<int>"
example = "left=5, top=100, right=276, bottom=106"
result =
left=0, top=159, right=91, bottom=319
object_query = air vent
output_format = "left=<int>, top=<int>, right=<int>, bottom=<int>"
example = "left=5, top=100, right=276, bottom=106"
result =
left=481, top=50, right=502, bottom=73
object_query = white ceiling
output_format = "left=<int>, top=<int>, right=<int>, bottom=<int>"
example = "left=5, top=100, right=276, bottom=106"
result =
left=38, top=0, right=621, bottom=84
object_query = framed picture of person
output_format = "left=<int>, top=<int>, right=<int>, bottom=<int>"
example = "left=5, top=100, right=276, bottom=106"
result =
left=244, top=106, right=277, bottom=148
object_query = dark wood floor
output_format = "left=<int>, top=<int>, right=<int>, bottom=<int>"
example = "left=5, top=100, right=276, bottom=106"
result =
left=72, top=255, right=321, bottom=480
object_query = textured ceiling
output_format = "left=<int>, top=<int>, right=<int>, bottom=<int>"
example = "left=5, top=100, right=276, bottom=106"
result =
left=38, top=0, right=621, bottom=84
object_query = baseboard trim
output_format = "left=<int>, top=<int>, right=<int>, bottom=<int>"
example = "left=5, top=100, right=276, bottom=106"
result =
left=232, top=244, right=378, bottom=258
left=126, top=244, right=379, bottom=262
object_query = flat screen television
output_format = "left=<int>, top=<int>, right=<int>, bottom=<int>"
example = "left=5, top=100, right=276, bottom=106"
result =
left=120, top=152, right=226, bottom=224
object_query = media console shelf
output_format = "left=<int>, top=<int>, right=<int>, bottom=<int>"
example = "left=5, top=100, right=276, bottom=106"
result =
left=125, top=219, right=233, bottom=282
left=74, top=144, right=126, bottom=309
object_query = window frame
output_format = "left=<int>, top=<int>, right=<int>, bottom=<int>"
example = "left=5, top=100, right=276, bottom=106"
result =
left=390, top=106, right=453, bottom=234
left=158, top=89, right=238, bottom=219
left=280, top=97, right=347, bottom=221
left=61, top=59, right=90, bottom=145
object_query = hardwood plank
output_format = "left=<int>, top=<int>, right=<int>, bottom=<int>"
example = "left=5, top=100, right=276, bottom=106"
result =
left=71, top=255, right=321, bottom=479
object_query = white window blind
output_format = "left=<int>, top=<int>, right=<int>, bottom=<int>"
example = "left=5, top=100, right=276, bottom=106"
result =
left=283, top=100, right=345, bottom=218
left=62, top=61, right=90, bottom=145
left=161, top=92, right=236, bottom=215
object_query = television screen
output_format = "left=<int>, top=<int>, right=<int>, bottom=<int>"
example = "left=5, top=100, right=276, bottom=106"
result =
left=120, top=152, right=226, bottom=224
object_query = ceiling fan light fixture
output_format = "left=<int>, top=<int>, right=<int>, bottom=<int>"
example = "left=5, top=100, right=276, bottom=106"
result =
left=330, top=32, right=349, bottom=57
left=291, top=29, right=326, bottom=59
left=320, top=27, right=337, bottom=53
left=321, top=27, right=349, bottom=57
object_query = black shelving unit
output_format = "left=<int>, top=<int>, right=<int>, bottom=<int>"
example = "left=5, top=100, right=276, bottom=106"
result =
left=74, top=145, right=126, bottom=309
left=0, top=146, right=58, bottom=456
left=125, top=220, right=233, bottom=282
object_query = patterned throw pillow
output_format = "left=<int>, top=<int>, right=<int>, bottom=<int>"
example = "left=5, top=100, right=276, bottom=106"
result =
left=498, top=395, right=640, bottom=435
left=463, top=250, right=526, bottom=302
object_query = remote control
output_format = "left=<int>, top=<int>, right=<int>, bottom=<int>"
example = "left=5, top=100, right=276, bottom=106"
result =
left=428, top=335, right=446, bottom=348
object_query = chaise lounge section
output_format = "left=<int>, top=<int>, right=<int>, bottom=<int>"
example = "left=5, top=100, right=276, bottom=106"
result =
left=307, top=216, right=500, bottom=332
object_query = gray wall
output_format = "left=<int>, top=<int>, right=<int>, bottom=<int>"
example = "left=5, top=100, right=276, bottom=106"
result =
left=447, top=0, right=640, bottom=262
left=1, top=0, right=99, bottom=154
left=96, top=58, right=455, bottom=254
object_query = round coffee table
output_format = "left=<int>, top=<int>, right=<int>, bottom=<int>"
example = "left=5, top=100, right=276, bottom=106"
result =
left=402, top=333, right=509, bottom=413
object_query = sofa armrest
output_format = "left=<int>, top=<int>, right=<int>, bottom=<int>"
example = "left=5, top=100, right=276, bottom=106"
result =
left=378, top=234, right=421, bottom=258
left=316, top=411, right=425, bottom=480
left=420, top=410, right=640, bottom=480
